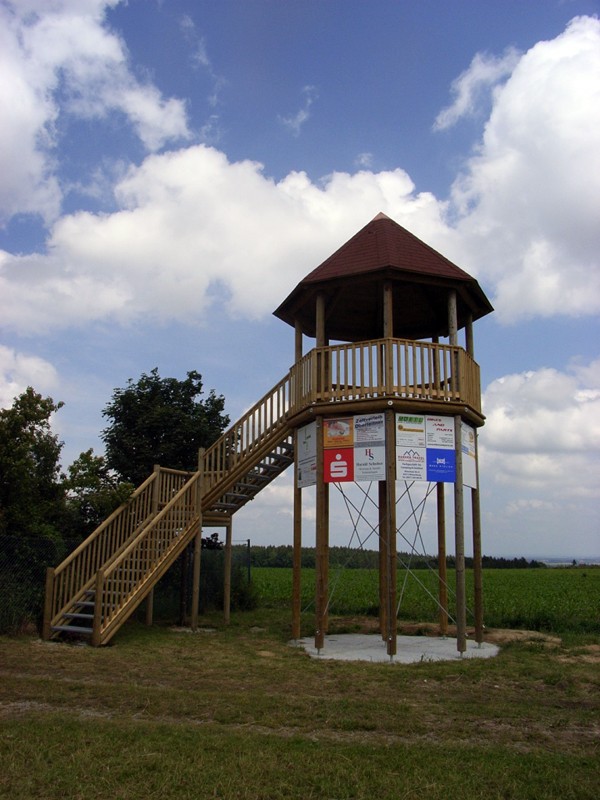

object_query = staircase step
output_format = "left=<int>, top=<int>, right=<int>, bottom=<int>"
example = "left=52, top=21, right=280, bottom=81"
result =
left=73, top=600, right=95, bottom=608
left=64, top=612, right=94, bottom=620
left=51, top=625, right=93, bottom=635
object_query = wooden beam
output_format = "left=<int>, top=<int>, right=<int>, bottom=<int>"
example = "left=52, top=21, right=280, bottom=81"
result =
left=453, top=416, right=466, bottom=653
left=191, top=449, right=205, bottom=631
left=292, top=429, right=302, bottom=640
left=315, top=415, right=329, bottom=651
left=448, top=289, right=458, bottom=346
left=378, top=481, right=388, bottom=641
left=472, top=430, right=484, bottom=644
left=436, top=482, right=448, bottom=636
left=385, top=409, right=397, bottom=657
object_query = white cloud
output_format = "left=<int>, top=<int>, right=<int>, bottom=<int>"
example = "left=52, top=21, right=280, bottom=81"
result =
left=0, top=145, right=451, bottom=333
left=433, top=47, right=520, bottom=131
left=0, top=0, right=189, bottom=223
left=480, top=359, right=600, bottom=498
left=279, top=85, right=318, bottom=136
left=449, top=16, right=600, bottom=322
left=0, top=345, right=59, bottom=408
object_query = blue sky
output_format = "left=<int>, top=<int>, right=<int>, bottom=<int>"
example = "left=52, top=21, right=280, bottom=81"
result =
left=1, top=0, right=599, bottom=559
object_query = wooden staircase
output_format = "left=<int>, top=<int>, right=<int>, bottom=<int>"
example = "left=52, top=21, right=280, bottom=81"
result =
left=43, top=337, right=482, bottom=646
left=43, top=372, right=295, bottom=646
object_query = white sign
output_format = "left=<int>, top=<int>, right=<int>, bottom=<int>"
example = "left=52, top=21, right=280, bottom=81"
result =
left=461, top=422, right=478, bottom=489
left=297, top=421, right=317, bottom=487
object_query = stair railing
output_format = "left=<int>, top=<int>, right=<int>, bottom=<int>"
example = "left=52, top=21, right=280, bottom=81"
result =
left=92, top=471, right=202, bottom=645
left=43, top=467, right=191, bottom=639
left=204, top=372, right=293, bottom=493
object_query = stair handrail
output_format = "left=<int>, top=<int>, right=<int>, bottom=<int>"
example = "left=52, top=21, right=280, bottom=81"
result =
left=203, top=371, right=293, bottom=491
left=92, top=471, right=202, bottom=644
left=44, top=467, right=192, bottom=636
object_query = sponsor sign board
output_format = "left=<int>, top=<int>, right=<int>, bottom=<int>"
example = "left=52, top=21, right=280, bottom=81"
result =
left=324, top=413, right=386, bottom=483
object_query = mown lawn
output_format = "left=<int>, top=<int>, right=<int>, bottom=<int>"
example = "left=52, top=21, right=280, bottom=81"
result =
left=1, top=604, right=599, bottom=799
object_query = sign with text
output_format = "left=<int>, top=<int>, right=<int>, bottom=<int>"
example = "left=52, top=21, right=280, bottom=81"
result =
left=461, top=422, right=477, bottom=489
left=297, top=421, right=317, bottom=487
left=396, top=414, right=456, bottom=483
left=324, top=413, right=386, bottom=483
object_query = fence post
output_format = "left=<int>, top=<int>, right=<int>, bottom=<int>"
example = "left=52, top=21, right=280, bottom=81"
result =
left=42, top=567, right=55, bottom=640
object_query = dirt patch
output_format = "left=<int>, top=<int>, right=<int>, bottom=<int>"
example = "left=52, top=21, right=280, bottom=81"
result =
left=557, top=643, right=600, bottom=664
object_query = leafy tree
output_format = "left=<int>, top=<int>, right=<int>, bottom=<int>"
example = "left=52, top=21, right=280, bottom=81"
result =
left=101, top=368, right=229, bottom=485
left=64, top=449, right=134, bottom=539
left=0, top=388, right=66, bottom=539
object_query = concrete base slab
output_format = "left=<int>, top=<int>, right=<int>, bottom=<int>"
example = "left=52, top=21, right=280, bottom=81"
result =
left=292, top=633, right=499, bottom=663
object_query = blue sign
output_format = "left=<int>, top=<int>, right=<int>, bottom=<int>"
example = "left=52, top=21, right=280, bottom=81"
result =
left=426, top=448, right=456, bottom=482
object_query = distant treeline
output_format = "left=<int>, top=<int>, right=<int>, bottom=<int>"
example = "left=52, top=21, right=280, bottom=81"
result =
left=231, top=544, right=545, bottom=570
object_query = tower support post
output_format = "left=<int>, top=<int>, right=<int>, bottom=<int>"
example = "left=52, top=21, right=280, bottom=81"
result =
left=315, top=416, right=329, bottom=650
left=292, top=429, right=303, bottom=640
left=384, top=409, right=397, bottom=657
left=453, top=418, right=466, bottom=653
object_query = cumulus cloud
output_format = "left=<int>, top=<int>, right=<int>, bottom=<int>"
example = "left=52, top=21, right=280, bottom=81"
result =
left=0, top=0, right=189, bottom=223
left=480, top=358, right=600, bottom=498
left=450, top=16, right=600, bottom=322
left=0, top=146, right=451, bottom=333
left=433, top=47, right=520, bottom=131
left=0, top=345, right=59, bottom=408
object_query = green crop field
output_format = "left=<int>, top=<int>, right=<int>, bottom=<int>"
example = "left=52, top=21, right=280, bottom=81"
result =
left=252, top=566, right=600, bottom=634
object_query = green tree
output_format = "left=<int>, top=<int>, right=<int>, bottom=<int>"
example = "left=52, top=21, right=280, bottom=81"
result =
left=0, top=388, right=66, bottom=539
left=64, top=449, right=134, bottom=539
left=101, top=368, right=229, bottom=485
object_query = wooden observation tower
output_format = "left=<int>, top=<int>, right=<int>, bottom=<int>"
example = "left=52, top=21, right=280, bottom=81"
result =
left=43, top=212, right=493, bottom=652
left=274, top=212, right=493, bottom=655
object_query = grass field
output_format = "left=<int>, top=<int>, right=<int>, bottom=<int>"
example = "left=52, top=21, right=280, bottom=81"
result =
left=253, top=566, right=600, bottom=634
left=1, top=568, right=599, bottom=798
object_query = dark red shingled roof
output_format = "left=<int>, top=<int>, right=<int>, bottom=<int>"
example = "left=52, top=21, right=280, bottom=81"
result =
left=274, top=212, right=493, bottom=341
left=302, top=212, right=474, bottom=285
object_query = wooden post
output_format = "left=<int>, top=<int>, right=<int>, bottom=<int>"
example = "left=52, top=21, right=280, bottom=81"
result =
left=315, top=292, right=326, bottom=348
left=92, top=569, right=104, bottom=647
left=433, top=335, right=448, bottom=635
left=378, top=481, right=388, bottom=640
left=223, top=520, right=233, bottom=625
left=472, top=431, right=484, bottom=644
left=295, top=319, right=303, bottom=361
left=454, top=415, right=466, bottom=653
left=436, top=482, right=448, bottom=635
left=448, top=290, right=458, bottom=346
left=42, top=567, right=55, bottom=640
left=292, top=429, right=303, bottom=640
left=315, top=416, right=329, bottom=651
left=190, top=449, right=205, bottom=631
left=385, top=409, right=397, bottom=657
left=146, top=463, right=161, bottom=626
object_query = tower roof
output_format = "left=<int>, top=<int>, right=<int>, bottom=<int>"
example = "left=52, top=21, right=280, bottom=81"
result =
left=274, top=213, right=493, bottom=340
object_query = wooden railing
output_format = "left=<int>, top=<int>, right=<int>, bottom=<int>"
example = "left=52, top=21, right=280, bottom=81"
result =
left=204, top=373, right=293, bottom=493
left=204, top=338, right=480, bottom=494
left=92, top=473, right=202, bottom=645
left=43, top=467, right=191, bottom=637
left=290, top=338, right=481, bottom=413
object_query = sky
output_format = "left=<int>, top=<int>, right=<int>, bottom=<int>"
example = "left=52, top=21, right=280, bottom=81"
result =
left=0, top=0, right=599, bottom=560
